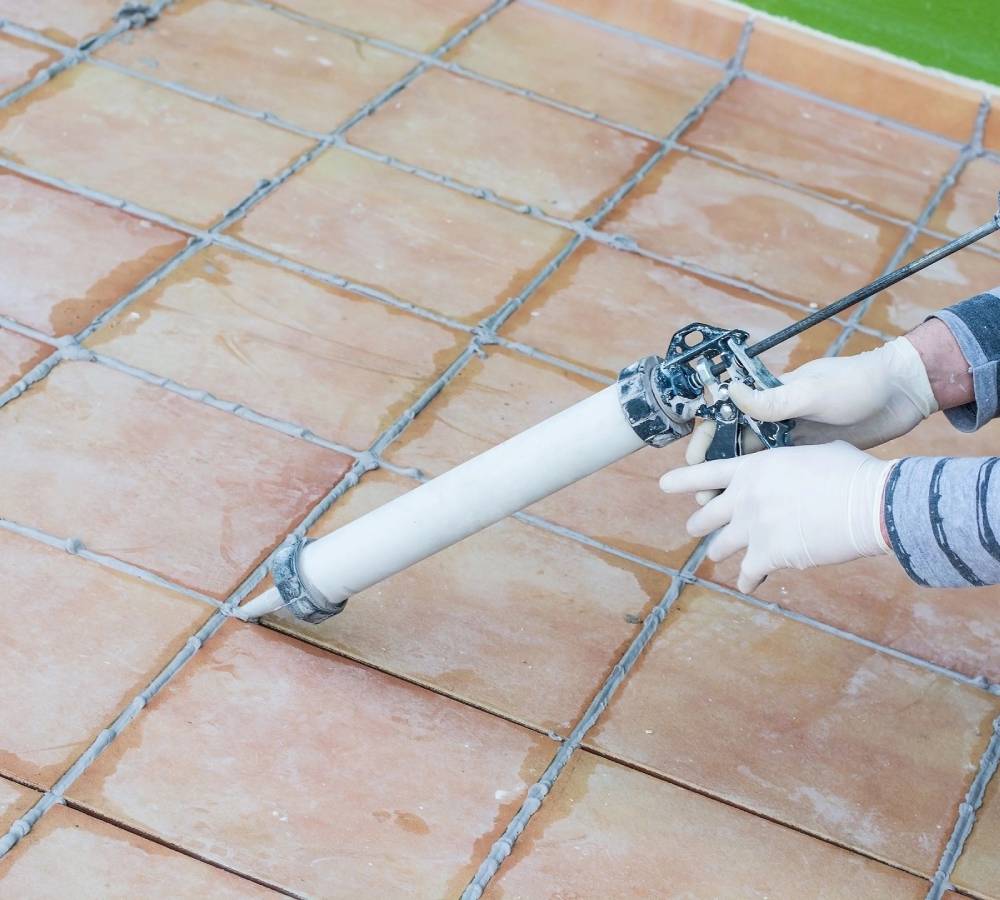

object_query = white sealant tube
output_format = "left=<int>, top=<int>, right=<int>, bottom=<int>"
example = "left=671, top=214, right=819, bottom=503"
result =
left=239, top=384, right=654, bottom=620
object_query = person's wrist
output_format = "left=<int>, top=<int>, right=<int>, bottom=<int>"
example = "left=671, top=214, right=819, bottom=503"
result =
left=904, top=318, right=974, bottom=410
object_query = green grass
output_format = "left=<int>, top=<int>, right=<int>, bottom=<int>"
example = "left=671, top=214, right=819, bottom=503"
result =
left=739, top=0, right=999, bottom=87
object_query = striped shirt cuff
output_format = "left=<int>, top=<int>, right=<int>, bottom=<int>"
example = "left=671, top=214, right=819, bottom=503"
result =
left=885, top=456, right=1000, bottom=588
left=933, top=291, right=1000, bottom=432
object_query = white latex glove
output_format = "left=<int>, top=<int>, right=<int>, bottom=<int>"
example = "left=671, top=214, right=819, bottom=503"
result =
left=660, top=441, right=895, bottom=594
left=685, top=335, right=937, bottom=505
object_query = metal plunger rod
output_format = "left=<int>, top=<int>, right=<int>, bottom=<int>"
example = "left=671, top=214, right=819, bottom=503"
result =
left=746, top=212, right=1000, bottom=359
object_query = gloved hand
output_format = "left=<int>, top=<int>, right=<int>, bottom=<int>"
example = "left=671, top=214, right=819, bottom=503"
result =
left=660, top=441, right=895, bottom=593
left=685, top=335, right=937, bottom=504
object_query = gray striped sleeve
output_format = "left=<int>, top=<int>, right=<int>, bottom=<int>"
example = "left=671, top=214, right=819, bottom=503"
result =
left=885, top=456, right=1000, bottom=588
left=933, top=290, right=1000, bottom=432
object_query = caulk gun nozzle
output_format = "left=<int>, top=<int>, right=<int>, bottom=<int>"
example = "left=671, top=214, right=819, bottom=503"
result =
left=235, top=586, right=284, bottom=621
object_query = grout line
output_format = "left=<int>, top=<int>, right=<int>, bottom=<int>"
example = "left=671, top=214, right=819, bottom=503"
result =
left=740, top=71, right=964, bottom=149
left=523, top=0, right=965, bottom=150
left=687, top=573, right=1000, bottom=695
left=0, top=515, right=220, bottom=607
left=0, top=316, right=60, bottom=346
left=926, top=716, right=1000, bottom=898
left=0, top=0, right=516, bottom=866
left=212, top=233, right=474, bottom=332
left=84, top=349, right=367, bottom=460
left=0, top=1, right=172, bottom=109
left=828, top=99, right=991, bottom=355
left=521, top=0, right=727, bottom=70
left=88, top=56, right=326, bottom=139
left=460, top=541, right=710, bottom=899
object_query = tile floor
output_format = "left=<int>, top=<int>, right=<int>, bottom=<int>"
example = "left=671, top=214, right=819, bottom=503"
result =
left=0, top=1, right=998, bottom=897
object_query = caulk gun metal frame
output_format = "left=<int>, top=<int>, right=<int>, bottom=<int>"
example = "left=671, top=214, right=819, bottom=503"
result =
left=238, top=198, right=1000, bottom=624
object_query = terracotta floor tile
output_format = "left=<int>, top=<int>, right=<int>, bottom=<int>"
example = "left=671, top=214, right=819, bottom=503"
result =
left=0, top=361, right=348, bottom=597
left=232, top=147, right=565, bottom=324
left=601, top=153, right=906, bottom=305
left=587, top=585, right=1000, bottom=875
left=986, top=97, right=1000, bottom=154
left=487, top=751, right=929, bottom=899
left=0, top=805, right=278, bottom=898
left=744, top=19, right=982, bottom=143
left=266, top=469, right=669, bottom=734
left=0, top=329, right=50, bottom=392
left=0, top=778, right=37, bottom=833
left=70, top=622, right=555, bottom=897
left=953, top=771, right=1000, bottom=898
left=385, top=346, right=698, bottom=568
left=0, top=33, right=59, bottom=95
left=349, top=68, right=655, bottom=219
left=928, top=156, right=1000, bottom=254
left=99, top=0, right=415, bottom=134
left=0, top=172, right=187, bottom=336
left=274, top=0, right=486, bottom=52
left=449, top=3, right=720, bottom=135
left=0, top=528, right=212, bottom=788
left=0, top=65, right=311, bottom=227
left=683, top=78, right=958, bottom=220
left=0, top=1, right=118, bottom=44
left=859, top=237, right=1000, bottom=336
left=85, top=247, right=463, bottom=450
left=503, top=241, right=840, bottom=379
left=540, top=0, right=747, bottom=61
left=700, top=412, right=1000, bottom=685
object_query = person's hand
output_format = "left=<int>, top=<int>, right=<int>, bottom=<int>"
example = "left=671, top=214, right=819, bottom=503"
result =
left=685, top=334, right=939, bottom=467
left=660, top=441, right=894, bottom=593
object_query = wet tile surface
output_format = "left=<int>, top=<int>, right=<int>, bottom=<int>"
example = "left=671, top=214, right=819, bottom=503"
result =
left=0, top=329, right=50, bottom=393
left=0, top=1, right=119, bottom=44
left=274, top=0, right=487, bottom=52
left=927, top=155, right=1000, bottom=254
left=85, top=247, right=464, bottom=450
left=0, top=361, right=348, bottom=597
left=601, top=153, right=906, bottom=304
left=502, top=241, right=841, bottom=378
left=386, top=346, right=698, bottom=568
left=0, top=805, right=278, bottom=898
left=100, top=0, right=415, bottom=134
left=587, top=586, right=1000, bottom=875
left=744, top=19, right=982, bottom=142
left=349, top=68, right=655, bottom=219
left=541, top=0, right=747, bottom=61
left=266, top=469, right=669, bottom=734
left=70, top=622, right=555, bottom=897
left=0, top=172, right=187, bottom=336
left=0, top=528, right=211, bottom=788
left=487, top=751, right=929, bottom=899
left=859, top=236, right=1000, bottom=335
left=0, top=33, right=59, bottom=94
left=233, top=147, right=565, bottom=324
left=450, top=2, right=721, bottom=135
left=0, top=65, right=311, bottom=227
left=953, top=770, right=1000, bottom=899
left=683, top=78, right=958, bottom=220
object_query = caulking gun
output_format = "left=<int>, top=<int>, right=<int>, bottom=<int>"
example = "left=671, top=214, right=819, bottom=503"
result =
left=238, top=197, right=1000, bottom=623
